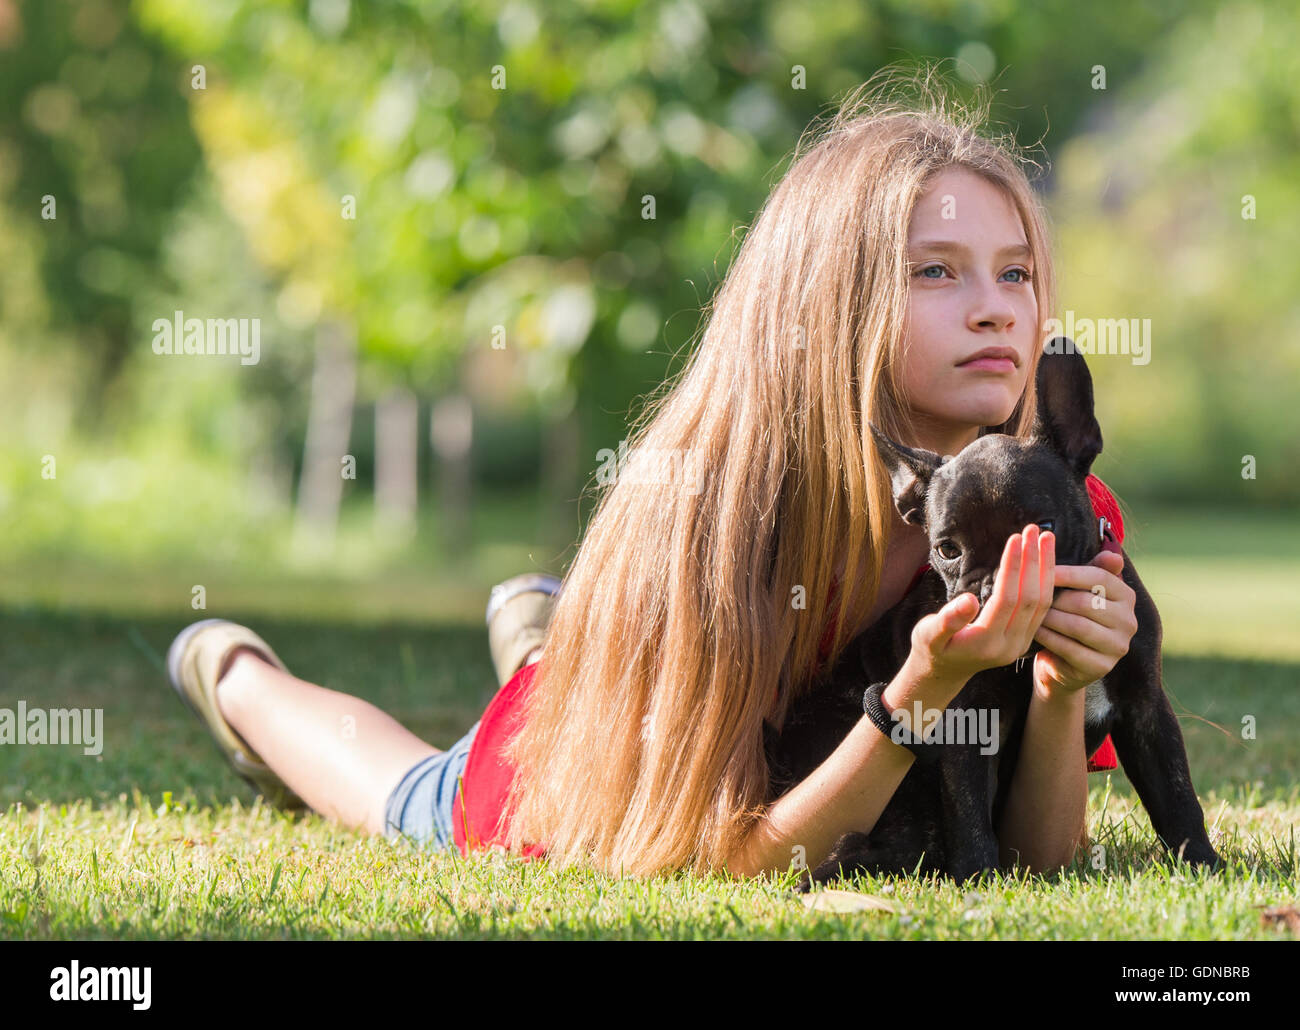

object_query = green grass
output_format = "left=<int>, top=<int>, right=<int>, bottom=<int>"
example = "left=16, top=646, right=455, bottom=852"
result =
left=1, top=607, right=1297, bottom=940
left=1121, top=501, right=1300, bottom=662
left=1, top=502, right=1297, bottom=939
left=2, top=793, right=1296, bottom=940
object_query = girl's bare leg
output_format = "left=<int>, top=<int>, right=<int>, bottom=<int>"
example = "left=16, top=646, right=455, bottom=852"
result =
left=214, top=649, right=438, bottom=835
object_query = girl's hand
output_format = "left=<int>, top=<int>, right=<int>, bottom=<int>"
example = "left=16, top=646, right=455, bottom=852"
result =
left=908, top=525, right=1055, bottom=700
left=1032, top=549, right=1138, bottom=697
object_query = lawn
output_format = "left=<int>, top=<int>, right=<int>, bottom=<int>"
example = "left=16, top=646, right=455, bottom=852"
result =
left=1, top=505, right=1297, bottom=940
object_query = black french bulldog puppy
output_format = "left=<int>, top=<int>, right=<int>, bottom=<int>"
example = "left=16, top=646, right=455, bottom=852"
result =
left=764, top=340, right=1220, bottom=885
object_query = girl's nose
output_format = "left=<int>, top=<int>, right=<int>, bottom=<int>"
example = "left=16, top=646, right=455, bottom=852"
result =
left=968, top=280, right=1017, bottom=332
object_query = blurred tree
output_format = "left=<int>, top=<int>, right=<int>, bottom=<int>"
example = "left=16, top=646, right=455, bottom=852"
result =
left=1052, top=0, right=1300, bottom=507
left=0, top=0, right=202, bottom=423
left=4, top=0, right=1284, bottom=580
left=130, top=0, right=1222, bottom=532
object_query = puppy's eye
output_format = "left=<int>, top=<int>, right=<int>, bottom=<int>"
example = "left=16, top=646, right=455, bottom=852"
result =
left=1037, top=520, right=1055, bottom=533
left=935, top=541, right=961, bottom=561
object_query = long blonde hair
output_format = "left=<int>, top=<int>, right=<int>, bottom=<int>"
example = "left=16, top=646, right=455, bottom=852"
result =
left=504, top=64, right=1060, bottom=877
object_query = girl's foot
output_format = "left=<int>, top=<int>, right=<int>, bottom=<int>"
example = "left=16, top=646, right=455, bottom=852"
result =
left=485, top=574, right=562, bottom=687
left=166, top=619, right=307, bottom=809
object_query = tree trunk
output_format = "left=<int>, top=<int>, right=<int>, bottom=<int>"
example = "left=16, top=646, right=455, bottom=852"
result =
left=374, top=386, right=418, bottom=538
left=540, top=405, right=580, bottom=554
left=429, top=393, right=473, bottom=560
left=293, top=320, right=357, bottom=552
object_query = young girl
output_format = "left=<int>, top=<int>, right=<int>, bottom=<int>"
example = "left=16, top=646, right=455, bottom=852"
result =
left=166, top=72, right=1138, bottom=882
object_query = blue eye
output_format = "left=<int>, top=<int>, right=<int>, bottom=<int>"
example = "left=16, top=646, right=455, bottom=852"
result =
left=1002, top=267, right=1034, bottom=284
left=915, top=264, right=947, bottom=280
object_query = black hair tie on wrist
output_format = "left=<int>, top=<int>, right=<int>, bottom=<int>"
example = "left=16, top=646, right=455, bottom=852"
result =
left=862, top=680, right=940, bottom=766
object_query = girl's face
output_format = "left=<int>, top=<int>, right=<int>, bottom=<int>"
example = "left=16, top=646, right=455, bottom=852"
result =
left=900, top=165, right=1039, bottom=457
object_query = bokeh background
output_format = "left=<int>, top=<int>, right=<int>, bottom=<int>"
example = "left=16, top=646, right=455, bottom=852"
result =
left=1, top=0, right=1296, bottom=658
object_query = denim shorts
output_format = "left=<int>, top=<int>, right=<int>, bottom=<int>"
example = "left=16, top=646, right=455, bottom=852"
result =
left=383, top=720, right=480, bottom=851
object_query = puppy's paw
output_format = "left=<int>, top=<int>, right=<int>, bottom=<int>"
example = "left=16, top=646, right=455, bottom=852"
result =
left=1183, top=848, right=1224, bottom=874
left=1168, top=837, right=1222, bottom=873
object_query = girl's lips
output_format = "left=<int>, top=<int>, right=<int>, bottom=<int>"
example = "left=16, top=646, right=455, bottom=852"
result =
left=958, top=357, right=1016, bottom=373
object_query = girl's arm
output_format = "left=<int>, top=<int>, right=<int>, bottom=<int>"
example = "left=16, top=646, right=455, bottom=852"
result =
left=996, top=548, right=1137, bottom=873
left=726, top=650, right=968, bottom=878
left=729, top=526, right=1059, bottom=878
left=995, top=682, right=1087, bottom=872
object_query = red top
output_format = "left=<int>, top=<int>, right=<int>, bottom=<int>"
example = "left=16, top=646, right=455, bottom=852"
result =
left=452, top=474, right=1125, bottom=857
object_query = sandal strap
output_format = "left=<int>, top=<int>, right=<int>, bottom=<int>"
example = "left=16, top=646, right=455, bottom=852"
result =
left=167, top=620, right=305, bottom=809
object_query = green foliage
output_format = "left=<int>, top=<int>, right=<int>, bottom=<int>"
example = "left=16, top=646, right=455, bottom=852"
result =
left=1, top=0, right=1291, bottom=579
left=1053, top=1, right=1300, bottom=504
left=0, top=0, right=202, bottom=418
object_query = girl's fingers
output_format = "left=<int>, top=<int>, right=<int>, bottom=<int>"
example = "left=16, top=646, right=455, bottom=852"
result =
left=924, top=592, right=980, bottom=650
left=1032, top=622, right=1099, bottom=677
left=1005, top=525, right=1042, bottom=639
left=975, top=532, right=1022, bottom=633
left=1029, top=529, right=1056, bottom=638
left=1038, top=531, right=1056, bottom=605
left=1045, top=586, right=1121, bottom=622
left=1054, top=559, right=1129, bottom=598
left=1037, top=607, right=1112, bottom=655
left=915, top=590, right=977, bottom=655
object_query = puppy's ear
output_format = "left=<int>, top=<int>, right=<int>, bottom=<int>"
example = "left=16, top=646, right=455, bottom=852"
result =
left=869, top=423, right=944, bottom=527
left=1032, top=338, right=1104, bottom=478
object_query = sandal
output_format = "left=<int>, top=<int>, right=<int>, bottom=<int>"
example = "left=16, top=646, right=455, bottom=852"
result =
left=485, top=574, right=562, bottom=688
left=166, top=618, right=307, bottom=810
